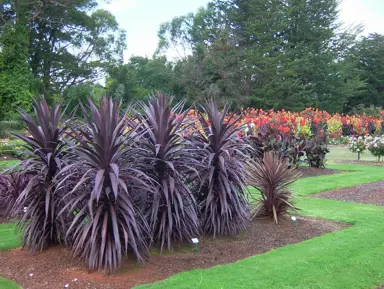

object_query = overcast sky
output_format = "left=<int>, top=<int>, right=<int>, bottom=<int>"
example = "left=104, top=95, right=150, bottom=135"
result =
left=101, top=0, right=384, bottom=61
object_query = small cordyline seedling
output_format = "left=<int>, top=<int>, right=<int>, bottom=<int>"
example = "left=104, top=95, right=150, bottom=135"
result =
left=58, top=97, right=153, bottom=273
left=13, top=97, right=67, bottom=253
left=137, top=93, right=200, bottom=251
left=249, top=151, right=300, bottom=224
left=191, top=100, right=251, bottom=236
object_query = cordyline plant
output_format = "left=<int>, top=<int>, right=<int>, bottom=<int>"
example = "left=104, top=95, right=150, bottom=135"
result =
left=137, top=93, right=200, bottom=251
left=191, top=101, right=251, bottom=236
left=12, top=97, right=67, bottom=253
left=0, top=172, right=31, bottom=218
left=58, top=97, right=152, bottom=273
left=249, top=152, right=300, bottom=224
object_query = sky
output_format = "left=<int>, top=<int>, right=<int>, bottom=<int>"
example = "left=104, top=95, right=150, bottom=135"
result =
left=101, top=0, right=384, bottom=61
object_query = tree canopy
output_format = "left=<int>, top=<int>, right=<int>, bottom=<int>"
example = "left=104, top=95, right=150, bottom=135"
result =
left=0, top=0, right=383, bottom=119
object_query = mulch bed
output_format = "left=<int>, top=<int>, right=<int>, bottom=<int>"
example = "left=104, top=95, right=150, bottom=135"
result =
left=0, top=216, right=347, bottom=289
left=297, top=166, right=338, bottom=178
left=311, top=181, right=384, bottom=206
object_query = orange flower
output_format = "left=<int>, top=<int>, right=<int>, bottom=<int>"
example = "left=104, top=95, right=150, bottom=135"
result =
left=300, top=119, right=306, bottom=126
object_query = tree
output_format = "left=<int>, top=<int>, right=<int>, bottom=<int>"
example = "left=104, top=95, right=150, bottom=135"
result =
left=0, top=2, right=34, bottom=120
left=0, top=0, right=126, bottom=103
left=345, top=33, right=384, bottom=111
left=106, top=56, right=184, bottom=102
left=156, top=0, right=364, bottom=112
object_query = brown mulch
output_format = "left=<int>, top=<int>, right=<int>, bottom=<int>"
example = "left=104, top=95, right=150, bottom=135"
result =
left=312, top=181, right=384, bottom=206
left=0, top=155, right=18, bottom=161
left=0, top=216, right=347, bottom=289
left=297, top=166, right=338, bottom=178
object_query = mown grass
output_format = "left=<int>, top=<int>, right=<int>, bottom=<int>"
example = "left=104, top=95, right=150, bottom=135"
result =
left=0, top=160, right=20, bottom=172
left=327, top=145, right=378, bottom=162
left=1, top=155, right=384, bottom=288
left=0, top=223, right=21, bottom=289
left=136, top=164, right=384, bottom=289
left=0, top=278, right=20, bottom=289
left=0, top=223, right=20, bottom=251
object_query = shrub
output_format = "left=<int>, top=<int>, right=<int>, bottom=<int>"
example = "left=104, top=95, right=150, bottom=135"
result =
left=0, top=121, right=24, bottom=139
left=137, top=93, right=200, bottom=251
left=12, top=98, right=68, bottom=252
left=0, top=172, right=31, bottom=218
left=249, top=152, right=300, bottom=224
left=58, top=97, right=152, bottom=273
left=264, top=134, right=306, bottom=169
left=305, top=122, right=329, bottom=168
left=365, top=136, right=384, bottom=161
left=191, top=101, right=251, bottom=236
left=349, top=137, right=366, bottom=155
left=0, top=140, right=27, bottom=159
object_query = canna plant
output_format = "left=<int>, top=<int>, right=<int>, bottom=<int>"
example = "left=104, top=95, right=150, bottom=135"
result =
left=58, top=97, right=152, bottom=273
left=12, top=97, right=68, bottom=253
left=192, top=101, right=251, bottom=236
left=137, top=93, right=200, bottom=251
left=249, top=151, right=300, bottom=224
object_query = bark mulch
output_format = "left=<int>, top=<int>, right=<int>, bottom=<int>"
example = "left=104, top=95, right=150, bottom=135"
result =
left=297, top=166, right=338, bottom=178
left=311, top=181, right=384, bottom=206
left=0, top=216, right=347, bottom=289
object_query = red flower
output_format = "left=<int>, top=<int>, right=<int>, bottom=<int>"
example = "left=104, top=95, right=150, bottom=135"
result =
left=283, top=127, right=290, bottom=133
left=300, top=119, right=306, bottom=126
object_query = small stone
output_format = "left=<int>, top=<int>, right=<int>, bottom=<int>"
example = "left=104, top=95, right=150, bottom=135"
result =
left=64, top=284, right=69, bottom=288
left=72, top=278, right=78, bottom=282
left=29, top=273, right=33, bottom=277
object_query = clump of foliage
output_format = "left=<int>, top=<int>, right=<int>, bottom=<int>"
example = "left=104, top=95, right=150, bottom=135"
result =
left=306, top=124, right=329, bottom=168
left=59, top=97, right=152, bottom=273
left=365, top=136, right=384, bottom=161
left=137, top=93, right=199, bottom=251
left=349, top=137, right=367, bottom=156
left=264, top=135, right=306, bottom=169
left=0, top=140, right=27, bottom=159
left=12, top=98, right=67, bottom=253
left=0, top=172, right=31, bottom=218
left=0, top=121, right=25, bottom=139
left=192, top=101, right=251, bottom=236
left=249, top=152, right=300, bottom=224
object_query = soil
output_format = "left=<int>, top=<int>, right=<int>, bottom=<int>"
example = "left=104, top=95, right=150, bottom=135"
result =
left=0, top=155, right=18, bottom=161
left=312, top=181, right=384, bottom=206
left=297, top=166, right=338, bottom=178
left=0, top=216, right=347, bottom=289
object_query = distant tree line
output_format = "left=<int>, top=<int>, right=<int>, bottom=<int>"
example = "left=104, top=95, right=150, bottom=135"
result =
left=0, top=0, right=383, bottom=120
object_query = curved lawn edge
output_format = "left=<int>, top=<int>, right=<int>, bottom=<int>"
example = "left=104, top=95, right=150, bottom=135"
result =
left=0, top=277, right=21, bottom=289
left=135, top=164, right=384, bottom=289
left=292, top=164, right=384, bottom=196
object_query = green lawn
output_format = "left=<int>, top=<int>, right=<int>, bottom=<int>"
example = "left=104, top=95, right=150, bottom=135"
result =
left=0, top=160, right=20, bottom=171
left=136, top=164, right=384, bottom=289
left=1, top=162, right=384, bottom=288
left=327, top=145, right=378, bottom=162
left=0, top=224, right=21, bottom=289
